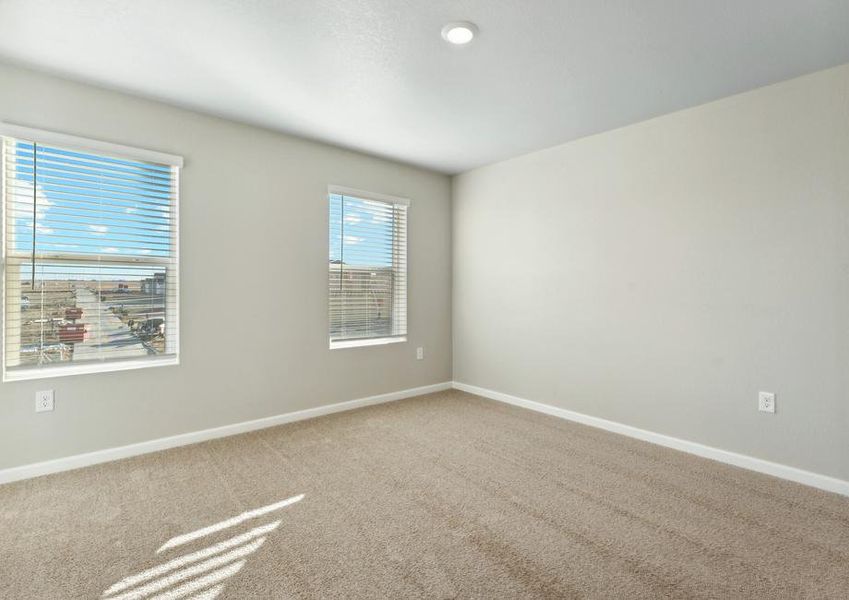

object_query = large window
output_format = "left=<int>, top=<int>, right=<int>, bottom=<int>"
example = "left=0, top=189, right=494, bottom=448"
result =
left=2, top=125, right=180, bottom=381
left=328, top=186, right=408, bottom=348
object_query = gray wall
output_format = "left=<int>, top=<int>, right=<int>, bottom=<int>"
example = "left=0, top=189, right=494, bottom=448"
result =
left=0, top=63, right=452, bottom=470
left=453, top=64, right=849, bottom=480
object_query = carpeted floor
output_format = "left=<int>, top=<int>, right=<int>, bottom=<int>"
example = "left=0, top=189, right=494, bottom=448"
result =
left=1, top=389, right=848, bottom=599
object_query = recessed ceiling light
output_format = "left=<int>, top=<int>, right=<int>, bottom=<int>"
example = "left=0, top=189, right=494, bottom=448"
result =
left=441, top=22, right=477, bottom=45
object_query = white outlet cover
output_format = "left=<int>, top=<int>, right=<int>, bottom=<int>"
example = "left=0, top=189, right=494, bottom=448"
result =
left=416, top=347, right=424, bottom=360
left=758, top=391, right=775, bottom=414
left=36, top=390, right=55, bottom=413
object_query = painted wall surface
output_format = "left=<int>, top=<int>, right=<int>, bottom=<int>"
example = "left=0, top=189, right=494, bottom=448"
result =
left=453, top=64, right=849, bottom=480
left=0, top=63, right=452, bottom=469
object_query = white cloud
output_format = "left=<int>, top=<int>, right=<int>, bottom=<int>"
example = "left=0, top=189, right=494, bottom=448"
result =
left=344, top=235, right=364, bottom=245
left=362, top=200, right=387, bottom=209
left=344, top=214, right=362, bottom=224
left=15, top=181, right=52, bottom=216
left=89, top=225, right=109, bottom=234
left=101, top=247, right=120, bottom=253
left=11, top=181, right=52, bottom=248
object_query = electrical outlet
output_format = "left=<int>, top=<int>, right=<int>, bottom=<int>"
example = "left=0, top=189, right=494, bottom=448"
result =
left=758, top=391, right=775, bottom=414
left=416, top=347, right=424, bottom=360
left=35, top=390, right=54, bottom=413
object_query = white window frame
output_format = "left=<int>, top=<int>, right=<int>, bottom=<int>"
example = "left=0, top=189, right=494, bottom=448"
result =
left=1, top=123, right=182, bottom=381
left=327, top=184, right=409, bottom=350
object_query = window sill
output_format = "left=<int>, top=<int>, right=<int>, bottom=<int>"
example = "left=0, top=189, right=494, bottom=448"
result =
left=329, top=336, right=407, bottom=350
left=3, top=355, right=179, bottom=382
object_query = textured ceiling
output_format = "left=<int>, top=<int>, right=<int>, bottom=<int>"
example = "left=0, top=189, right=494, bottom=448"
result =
left=2, top=0, right=849, bottom=174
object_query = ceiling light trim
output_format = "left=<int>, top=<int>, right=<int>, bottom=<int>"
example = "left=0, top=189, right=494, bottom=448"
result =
left=441, top=22, right=478, bottom=45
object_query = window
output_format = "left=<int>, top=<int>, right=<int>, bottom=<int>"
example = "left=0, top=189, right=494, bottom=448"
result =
left=328, top=186, right=408, bottom=348
left=2, top=124, right=180, bottom=381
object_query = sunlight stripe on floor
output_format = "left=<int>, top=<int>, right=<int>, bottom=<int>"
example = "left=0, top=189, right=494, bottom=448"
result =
left=157, top=494, right=304, bottom=553
left=146, top=561, right=246, bottom=600
left=185, top=584, right=224, bottom=600
left=105, top=541, right=262, bottom=600
left=103, top=521, right=280, bottom=596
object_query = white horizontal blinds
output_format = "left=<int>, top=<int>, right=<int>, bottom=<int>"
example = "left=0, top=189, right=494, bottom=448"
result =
left=329, top=192, right=407, bottom=343
left=3, top=135, right=179, bottom=373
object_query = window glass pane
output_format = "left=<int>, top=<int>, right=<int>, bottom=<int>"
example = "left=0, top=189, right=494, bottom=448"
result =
left=8, top=263, right=172, bottom=369
left=328, top=191, right=407, bottom=345
left=2, top=132, right=179, bottom=378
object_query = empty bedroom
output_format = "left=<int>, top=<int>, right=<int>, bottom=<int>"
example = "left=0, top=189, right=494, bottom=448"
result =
left=1, top=1, right=848, bottom=598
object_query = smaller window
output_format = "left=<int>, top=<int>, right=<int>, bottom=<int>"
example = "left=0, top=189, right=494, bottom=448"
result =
left=328, top=186, right=408, bottom=349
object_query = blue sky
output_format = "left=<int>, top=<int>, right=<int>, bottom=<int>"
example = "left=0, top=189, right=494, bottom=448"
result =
left=10, top=142, right=173, bottom=280
left=12, top=143, right=396, bottom=279
left=329, top=194, right=396, bottom=268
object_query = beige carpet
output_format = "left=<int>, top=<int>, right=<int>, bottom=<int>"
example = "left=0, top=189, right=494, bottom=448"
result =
left=1, top=389, right=848, bottom=599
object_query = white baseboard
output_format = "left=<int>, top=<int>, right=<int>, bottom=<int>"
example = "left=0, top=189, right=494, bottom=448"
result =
left=453, top=381, right=849, bottom=498
left=0, top=381, right=453, bottom=485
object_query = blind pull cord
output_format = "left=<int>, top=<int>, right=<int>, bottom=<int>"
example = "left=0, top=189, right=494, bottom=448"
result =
left=31, top=142, right=37, bottom=288
left=339, top=196, right=345, bottom=295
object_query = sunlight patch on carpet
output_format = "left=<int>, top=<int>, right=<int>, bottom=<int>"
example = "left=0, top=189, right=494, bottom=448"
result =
left=102, top=495, right=304, bottom=600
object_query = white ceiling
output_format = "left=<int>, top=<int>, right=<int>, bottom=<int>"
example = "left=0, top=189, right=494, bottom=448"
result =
left=2, top=1, right=849, bottom=174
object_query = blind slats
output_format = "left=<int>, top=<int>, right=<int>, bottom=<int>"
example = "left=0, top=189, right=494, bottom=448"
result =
left=3, top=135, right=180, bottom=376
left=7, top=165, right=174, bottom=195
left=328, top=192, right=407, bottom=343
left=5, top=180, right=174, bottom=209
left=13, top=144, right=173, bottom=180
left=6, top=196, right=173, bottom=222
